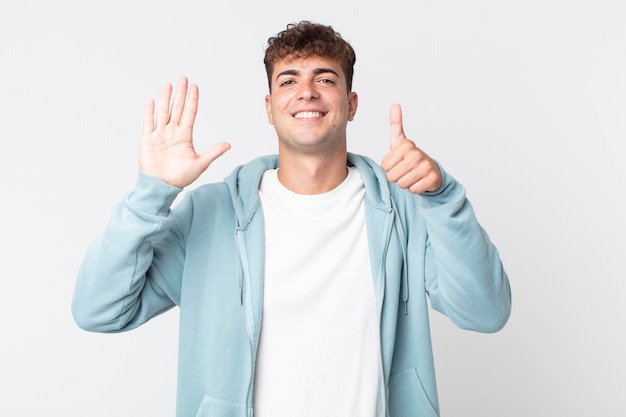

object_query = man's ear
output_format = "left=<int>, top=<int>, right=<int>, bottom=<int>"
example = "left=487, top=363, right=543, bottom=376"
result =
left=348, top=91, right=358, bottom=121
left=265, top=95, right=274, bottom=125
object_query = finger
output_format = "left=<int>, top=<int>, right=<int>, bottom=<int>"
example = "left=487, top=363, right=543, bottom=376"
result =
left=197, top=142, right=232, bottom=171
left=180, top=83, right=199, bottom=129
left=407, top=169, right=442, bottom=194
left=394, top=157, right=443, bottom=194
left=156, top=82, right=173, bottom=127
left=384, top=148, right=414, bottom=183
left=142, top=99, right=155, bottom=135
left=389, top=103, right=406, bottom=149
left=169, top=76, right=189, bottom=125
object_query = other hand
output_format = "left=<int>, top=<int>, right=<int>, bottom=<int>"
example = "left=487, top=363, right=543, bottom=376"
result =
left=381, top=103, right=442, bottom=194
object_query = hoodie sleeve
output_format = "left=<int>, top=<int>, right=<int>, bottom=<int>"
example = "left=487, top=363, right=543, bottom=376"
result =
left=71, top=172, right=186, bottom=333
left=418, top=165, right=511, bottom=333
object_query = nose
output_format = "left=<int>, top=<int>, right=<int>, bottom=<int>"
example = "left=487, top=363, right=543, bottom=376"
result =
left=298, top=80, right=319, bottom=100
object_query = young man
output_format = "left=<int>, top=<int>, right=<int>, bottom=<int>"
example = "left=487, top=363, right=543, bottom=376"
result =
left=73, top=21, right=511, bottom=417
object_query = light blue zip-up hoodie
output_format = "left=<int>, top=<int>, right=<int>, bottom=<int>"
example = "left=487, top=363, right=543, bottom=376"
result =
left=72, top=153, right=511, bottom=417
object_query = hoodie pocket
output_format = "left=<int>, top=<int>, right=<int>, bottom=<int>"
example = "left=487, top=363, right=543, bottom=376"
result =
left=194, top=395, right=247, bottom=417
left=388, top=368, right=439, bottom=417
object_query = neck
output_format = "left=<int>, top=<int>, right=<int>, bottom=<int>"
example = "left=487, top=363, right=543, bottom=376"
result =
left=277, top=151, right=349, bottom=195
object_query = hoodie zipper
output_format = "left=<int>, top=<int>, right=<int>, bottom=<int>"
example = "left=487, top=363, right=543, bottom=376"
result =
left=378, top=207, right=396, bottom=416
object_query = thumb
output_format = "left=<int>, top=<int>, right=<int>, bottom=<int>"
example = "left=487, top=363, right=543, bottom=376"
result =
left=389, top=103, right=406, bottom=149
left=198, top=141, right=231, bottom=170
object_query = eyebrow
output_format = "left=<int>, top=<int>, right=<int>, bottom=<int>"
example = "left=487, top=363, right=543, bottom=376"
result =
left=274, top=67, right=340, bottom=83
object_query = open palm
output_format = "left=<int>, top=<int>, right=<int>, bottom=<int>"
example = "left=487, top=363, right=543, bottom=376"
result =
left=139, top=76, right=230, bottom=188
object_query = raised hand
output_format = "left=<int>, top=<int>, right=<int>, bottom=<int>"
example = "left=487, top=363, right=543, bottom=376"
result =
left=139, top=76, right=231, bottom=188
left=381, top=103, right=442, bottom=194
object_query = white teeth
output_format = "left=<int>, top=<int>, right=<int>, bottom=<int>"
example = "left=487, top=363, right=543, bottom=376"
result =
left=294, top=111, right=322, bottom=119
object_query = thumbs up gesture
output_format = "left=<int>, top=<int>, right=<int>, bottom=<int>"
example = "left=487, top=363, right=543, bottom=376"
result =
left=381, top=104, right=442, bottom=194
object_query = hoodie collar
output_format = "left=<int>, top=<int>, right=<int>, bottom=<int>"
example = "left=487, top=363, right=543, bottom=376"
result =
left=224, top=152, right=393, bottom=230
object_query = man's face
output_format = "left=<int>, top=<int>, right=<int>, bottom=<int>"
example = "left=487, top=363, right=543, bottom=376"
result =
left=265, top=55, right=358, bottom=156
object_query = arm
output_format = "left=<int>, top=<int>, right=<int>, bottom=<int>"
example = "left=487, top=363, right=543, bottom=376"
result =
left=419, top=168, right=511, bottom=333
left=72, top=173, right=184, bottom=332
left=382, top=104, right=511, bottom=332
left=72, top=77, right=230, bottom=332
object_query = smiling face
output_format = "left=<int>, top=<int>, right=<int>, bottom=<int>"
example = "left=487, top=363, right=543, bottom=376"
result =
left=265, top=55, right=358, bottom=157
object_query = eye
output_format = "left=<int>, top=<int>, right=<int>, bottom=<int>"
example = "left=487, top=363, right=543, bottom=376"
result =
left=318, top=78, right=335, bottom=85
left=279, top=79, right=295, bottom=87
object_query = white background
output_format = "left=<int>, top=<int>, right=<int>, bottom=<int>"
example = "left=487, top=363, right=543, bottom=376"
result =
left=1, top=0, right=625, bottom=415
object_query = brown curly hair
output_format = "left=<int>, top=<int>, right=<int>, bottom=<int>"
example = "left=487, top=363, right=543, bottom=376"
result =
left=263, top=21, right=356, bottom=93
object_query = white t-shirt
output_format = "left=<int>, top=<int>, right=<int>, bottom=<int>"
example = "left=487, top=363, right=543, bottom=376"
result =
left=254, top=167, right=382, bottom=417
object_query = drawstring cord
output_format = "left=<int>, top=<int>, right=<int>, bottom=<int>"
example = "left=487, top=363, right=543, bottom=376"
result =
left=390, top=199, right=410, bottom=315
left=235, top=230, right=247, bottom=305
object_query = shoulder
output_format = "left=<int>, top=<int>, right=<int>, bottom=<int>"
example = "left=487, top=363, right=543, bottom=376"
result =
left=183, top=182, right=232, bottom=210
